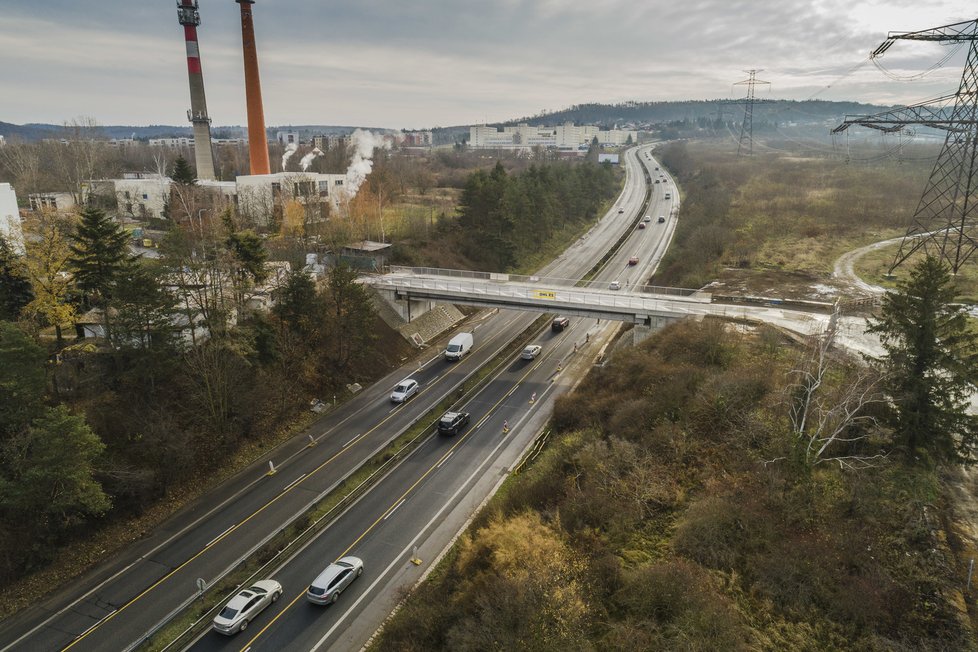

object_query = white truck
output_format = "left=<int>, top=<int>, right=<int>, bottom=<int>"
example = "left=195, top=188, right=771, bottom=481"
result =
left=444, top=332, right=473, bottom=361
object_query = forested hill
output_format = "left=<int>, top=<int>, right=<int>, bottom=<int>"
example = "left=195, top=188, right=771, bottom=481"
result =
left=505, top=99, right=891, bottom=128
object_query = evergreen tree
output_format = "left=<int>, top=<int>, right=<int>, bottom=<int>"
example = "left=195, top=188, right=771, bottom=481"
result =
left=868, top=256, right=978, bottom=464
left=170, top=155, right=197, bottom=185
left=69, top=205, right=130, bottom=309
left=273, top=269, right=321, bottom=337
left=325, top=264, right=377, bottom=369
left=110, top=259, right=177, bottom=349
left=0, top=237, right=33, bottom=321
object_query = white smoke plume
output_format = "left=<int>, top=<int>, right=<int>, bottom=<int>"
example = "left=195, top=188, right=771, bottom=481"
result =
left=281, top=142, right=298, bottom=170
left=300, top=147, right=324, bottom=172
left=345, top=129, right=390, bottom=198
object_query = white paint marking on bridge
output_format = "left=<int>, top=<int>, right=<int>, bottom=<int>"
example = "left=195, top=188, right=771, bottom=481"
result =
left=205, top=525, right=235, bottom=549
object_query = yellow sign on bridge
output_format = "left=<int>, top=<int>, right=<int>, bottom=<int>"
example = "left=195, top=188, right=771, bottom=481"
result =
left=532, top=290, right=557, bottom=300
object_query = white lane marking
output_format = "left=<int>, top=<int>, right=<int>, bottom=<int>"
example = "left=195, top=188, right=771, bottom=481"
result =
left=343, top=434, right=360, bottom=448
left=206, top=525, right=235, bottom=549
left=283, top=473, right=307, bottom=492
left=436, top=452, right=454, bottom=468
left=384, top=499, right=405, bottom=521
left=309, top=382, right=554, bottom=651
left=75, top=609, right=117, bottom=640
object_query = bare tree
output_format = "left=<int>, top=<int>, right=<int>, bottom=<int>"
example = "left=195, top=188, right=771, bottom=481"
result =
left=783, top=329, right=887, bottom=470
left=0, top=141, right=42, bottom=195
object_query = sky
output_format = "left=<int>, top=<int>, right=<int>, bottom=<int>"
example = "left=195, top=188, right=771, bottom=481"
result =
left=0, top=1, right=974, bottom=130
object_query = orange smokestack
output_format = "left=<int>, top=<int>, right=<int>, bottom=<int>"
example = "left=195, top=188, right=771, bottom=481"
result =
left=236, top=0, right=270, bottom=175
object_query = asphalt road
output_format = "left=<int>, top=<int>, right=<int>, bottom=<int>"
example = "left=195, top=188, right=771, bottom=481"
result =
left=183, top=145, right=676, bottom=651
left=0, top=144, right=666, bottom=652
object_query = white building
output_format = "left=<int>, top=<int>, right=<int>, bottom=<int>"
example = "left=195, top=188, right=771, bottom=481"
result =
left=235, top=172, right=349, bottom=226
left=276, top=131, right=299, bottom=146
left=149, top=137, right=195, bottom=148
left=28, top=191, right=76, bottom=212
left=0, top=183, right=24, bottom=253
left=469, top=122, right=637, bottom=150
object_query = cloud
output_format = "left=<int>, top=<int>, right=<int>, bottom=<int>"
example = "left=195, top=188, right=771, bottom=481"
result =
left=0, top=1, right=974, bottom=127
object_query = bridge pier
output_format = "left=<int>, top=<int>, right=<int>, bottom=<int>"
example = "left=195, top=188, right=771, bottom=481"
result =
left=373, top=287, right=438, bottom=323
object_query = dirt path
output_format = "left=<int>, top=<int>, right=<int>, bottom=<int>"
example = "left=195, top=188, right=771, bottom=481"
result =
left=831, top=236, right=902, bottom=296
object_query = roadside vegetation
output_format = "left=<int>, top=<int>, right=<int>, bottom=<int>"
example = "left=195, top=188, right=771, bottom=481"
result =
left=0, top=142, right=622, bottom=614
left=652, top=139, right=978, bottom=298
left=372, top=143, right=978, bottom=651
left=376, top=277, right=978, bottom=649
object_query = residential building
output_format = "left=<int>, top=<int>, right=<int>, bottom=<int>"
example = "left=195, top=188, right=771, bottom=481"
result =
left=235, top=171, right=348, bottom=226
left=469, top=122, right=637, bottom=150
left=28, top=192, right=76, bottom=212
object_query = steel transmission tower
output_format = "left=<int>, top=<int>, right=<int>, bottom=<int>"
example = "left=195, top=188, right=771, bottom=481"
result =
left=832, top=19, right=978, bottom=274
left=734, top=70, right=770, bottom=156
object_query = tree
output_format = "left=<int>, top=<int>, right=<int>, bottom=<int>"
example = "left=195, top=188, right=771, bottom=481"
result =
left=0, top=322, right=46, bottom=434
left=273, top=269, right=321, bottom=337
left=69, top=205, right=130, bottom=309
left=325, top=264, right=377, bottom=369
left=868, top=256, right=978, bottom=464
left=21, top=211, right=77, bottom=344
left=0, top=405, right=110, bottom=536
left=0, top=237, right=33, bottom=321
left=170, top=155, right=197, bottom=186
left=110, top=259, right=177, bottom=350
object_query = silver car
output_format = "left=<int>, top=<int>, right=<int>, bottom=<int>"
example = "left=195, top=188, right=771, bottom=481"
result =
left=212, top=579, right=282, bottom=635
left=307, top=556, right=364, bottom=605
left=521, top=344, right=542, bottom=360
left=390, top=378, right=419, bottom=403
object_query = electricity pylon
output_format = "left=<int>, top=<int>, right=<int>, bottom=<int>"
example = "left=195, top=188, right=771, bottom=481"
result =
left=734, top=70, right=771, bottom=156
left=832, top=19, right=978, bottom=274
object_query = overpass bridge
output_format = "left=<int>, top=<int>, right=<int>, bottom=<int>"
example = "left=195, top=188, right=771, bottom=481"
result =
left=364, top=266, right=833, bottom=336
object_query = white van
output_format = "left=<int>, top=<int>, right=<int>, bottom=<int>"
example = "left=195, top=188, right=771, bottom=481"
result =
left=444, top=332, right=473, bottom=361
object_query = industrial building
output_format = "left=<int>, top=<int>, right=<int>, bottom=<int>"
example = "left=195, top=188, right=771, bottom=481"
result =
left=469, top=122, right=637, bottom=150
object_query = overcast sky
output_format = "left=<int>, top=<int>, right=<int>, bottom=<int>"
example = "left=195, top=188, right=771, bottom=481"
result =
left=1, top=1, right=974, bottom=130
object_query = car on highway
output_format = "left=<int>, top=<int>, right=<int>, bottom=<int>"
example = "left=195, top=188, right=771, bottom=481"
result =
left=609, top=280, right=622, bottom=290
left=521, top=344, right=542, bottom=360
left=643, top=216, right=652, bottom=223
left=617, top=208, right=624, bottom=213
left=658, top=215, right=666, bottom=223
left=638, top=222, right=646, bottom=230
left=655, top=179, right=660, bottom=184
left=212, top=579, right=283, bottom=635
left=438, top=411, right=471, bottom=436
left=390, top=378, right=419, bottom=403
left=307, top=556, right=364, bottom=605
left=628, top=256, right=639, bottom=266
left=551, top=316, right=570, bottom=332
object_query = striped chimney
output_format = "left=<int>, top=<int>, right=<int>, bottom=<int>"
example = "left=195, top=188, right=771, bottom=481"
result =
left=236, top=0, right=271, bottom=175
left=176, top=0, right=216, bottom=180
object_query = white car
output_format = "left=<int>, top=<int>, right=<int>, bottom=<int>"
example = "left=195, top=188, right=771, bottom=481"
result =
left=307, top=556, right=364, bottom=605
left=212, top=579, right=282, bottom=635
left=390, top=378, right=419, bottom=403
left=609, top=281, right=622, bottom=291
left=521, top=344, right=542, bottom=360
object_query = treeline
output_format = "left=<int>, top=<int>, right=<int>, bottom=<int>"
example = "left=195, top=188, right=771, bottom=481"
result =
left=455, top=161, right=619, bottom=270
left=0, top=203, right=403, bottom=584
left=376, top=319, right=974, bottom=650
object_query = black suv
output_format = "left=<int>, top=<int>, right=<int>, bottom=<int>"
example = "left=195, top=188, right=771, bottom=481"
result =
left=551, top=316, right=570, bottom=332
left=438, top=411, right=470, bottom=436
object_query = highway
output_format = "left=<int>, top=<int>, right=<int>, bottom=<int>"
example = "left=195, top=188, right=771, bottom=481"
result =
left=0, top=144, right=668, bottom=652
left=183, top=145, right=678, bottom=651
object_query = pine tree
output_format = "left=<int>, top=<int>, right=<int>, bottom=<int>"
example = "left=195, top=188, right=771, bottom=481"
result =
left=0, top=237, right=33, bottom=321
left=868, top=256, right=978, bottom=464
left=69, top=205, right=130, bottom=309
left=170, top=155, right=197, bottom=185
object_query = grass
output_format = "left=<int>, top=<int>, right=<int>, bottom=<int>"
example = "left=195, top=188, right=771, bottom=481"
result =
left=853, top=239, right=978, bottom=303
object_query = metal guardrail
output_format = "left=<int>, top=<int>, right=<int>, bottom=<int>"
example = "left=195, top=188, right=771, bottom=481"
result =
left=387, top=265, right=699, bottom=297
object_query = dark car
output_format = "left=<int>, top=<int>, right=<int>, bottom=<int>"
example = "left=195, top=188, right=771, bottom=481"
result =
left=551, top=316, right=570, bottom=332
left=438, top=411, right=470, bottom=436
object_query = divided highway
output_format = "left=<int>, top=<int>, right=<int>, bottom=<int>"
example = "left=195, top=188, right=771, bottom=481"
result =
left=0, top=144, right=673, bottom=652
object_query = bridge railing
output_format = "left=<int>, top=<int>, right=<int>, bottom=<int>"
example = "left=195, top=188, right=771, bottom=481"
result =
left=387, top=265, right=701, bottom=298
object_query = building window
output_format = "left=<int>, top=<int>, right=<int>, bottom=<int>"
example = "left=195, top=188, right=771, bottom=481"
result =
left=142, top=193, right=148, bottom=200
left=335, top=179, right=343, bottom=186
